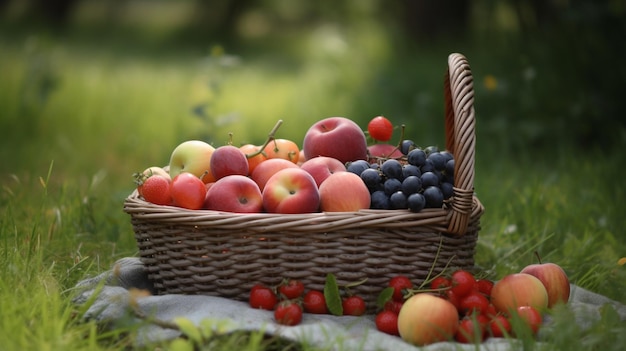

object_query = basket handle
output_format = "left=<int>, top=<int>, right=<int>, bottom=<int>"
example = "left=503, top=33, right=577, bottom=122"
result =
left=444, top=53, right=476, bottom=235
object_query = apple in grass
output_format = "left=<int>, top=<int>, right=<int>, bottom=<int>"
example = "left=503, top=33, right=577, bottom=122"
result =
left=250, top=158, right=299, bottom=191
left=302, top=117, right=368, bottom=164
left=299, top=156, right=347, bottom=187
left=490, top=273, right=549, bottom=314
left=262, top=168, right=320, bottom=214
left=168, top=140, right=216, bottom=183
left=204, top=175, right=263, bottom=213
left=398, top=293, right=459, bottom=346
left=318, top=171, right=370, bottom=212
left=520, top=258, right=570, bottom=308
left=210, top=145, right=249, bottom=180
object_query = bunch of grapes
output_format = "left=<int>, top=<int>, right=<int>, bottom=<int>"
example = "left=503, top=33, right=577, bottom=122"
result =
left=347, top=142, right=455, bottom=212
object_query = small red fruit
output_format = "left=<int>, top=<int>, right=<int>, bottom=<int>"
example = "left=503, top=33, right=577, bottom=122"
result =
left=450, top=270, right=477, bottom=298
left=383, top=300, right=404, bottom=314
left=388, top=275, right=413, bottom=302
left=140, top=175, right=172, bottom=205
left=485, top=303, right=498, bottom=318
left=488, top=314, right=512, bottom=338
left=367, top=116, right=394, bottom=142
left=249, top=284, right=278, bottom=311
left=303, top=290, right=328, bottom=314
left=444, top=289, right=462, bottom=311
left=274, top=301, right=303, bottom=326
left=278, top=279, right=305, bottom=300
left=459, top=291, right=490, bottom=316
left=375, top=310, right=399, bottom=336
left=455, top=316, right=487, bottom=343
left=342, top=296, right=366, bottom=316
left=430, top=276, right=452, bottom=292
left=476, top=279, right=494, bottom=297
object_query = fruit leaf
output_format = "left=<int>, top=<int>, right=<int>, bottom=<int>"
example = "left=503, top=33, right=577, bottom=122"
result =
left=324, top=273, right=343, bottom=316
left=376, top=287, right=395, bottom=309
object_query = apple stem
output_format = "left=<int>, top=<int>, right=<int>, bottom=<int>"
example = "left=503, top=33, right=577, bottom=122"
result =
left=534, top=251, right=543, bottom=264
left=245, top=119, right=284, bottom=158
left=199, top=170, right=210, bottom=182
left=384, top=124, right=405, bottom=158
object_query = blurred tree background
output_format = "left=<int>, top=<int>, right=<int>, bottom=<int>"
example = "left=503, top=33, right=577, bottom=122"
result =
left=1, top=0, right=625, bottom=159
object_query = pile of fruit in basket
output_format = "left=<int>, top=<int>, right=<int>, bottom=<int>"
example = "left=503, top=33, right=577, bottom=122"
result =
left=133, top=116, right=456, bottom=214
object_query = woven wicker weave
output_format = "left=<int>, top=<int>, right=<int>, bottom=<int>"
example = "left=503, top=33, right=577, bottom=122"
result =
left=124, top=53, right=484, bottom=310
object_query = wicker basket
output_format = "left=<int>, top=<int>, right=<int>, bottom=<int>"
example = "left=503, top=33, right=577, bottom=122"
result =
left=124, top=53, right=484, bottom=311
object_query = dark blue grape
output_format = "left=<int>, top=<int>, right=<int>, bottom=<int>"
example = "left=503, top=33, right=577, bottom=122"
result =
left=389, top=191, right=408, bottom=210
left=347, top=160, right=370, bottom=176
left=381, top=159, right=403, bottom=180
left=420, top=159, right=434, bottom=173
left=441, top=182, right=454, bottom=199
left=360, top=168, right=382, bottom=189
left=433, top=169, right=444, bottom=182
left=400, top=139, right=417, bottom=155
left=440, top=151, right=454, bottom=163
left=445, top=159, right=455, bottom=177
left=383, top=178, right=402, bottom=195
left=407, top=193, right=426, bottom=212
left=401, top=175, right=422, bottom=195
left=443, top=174, right=454, bottom=185
left=407, top=148, right=426, bottom=167
left=424, top=145, right=439, bottom=156
left=402, top=164, right=421, bottom=178
left=423, top=186, right=444, bottom=208
left=370, top=190, right=390, bottom=209
left=428, top=152, right=446, bottom=171
left=421, top=171, right=439, bottom=188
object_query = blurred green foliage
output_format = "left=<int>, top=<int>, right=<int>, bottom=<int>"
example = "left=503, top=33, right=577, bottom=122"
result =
left=1, top=0, right=625, bottom=157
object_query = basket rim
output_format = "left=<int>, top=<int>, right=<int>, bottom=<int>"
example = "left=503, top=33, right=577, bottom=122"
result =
left=124, top=189, right=484, bottom=234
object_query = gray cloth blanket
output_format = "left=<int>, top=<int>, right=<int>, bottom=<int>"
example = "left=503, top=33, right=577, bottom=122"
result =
left=72, top=257, right=626, bottom=350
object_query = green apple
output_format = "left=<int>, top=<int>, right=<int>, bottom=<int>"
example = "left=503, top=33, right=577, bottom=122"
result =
left=168, top=140, right=215, bottom=183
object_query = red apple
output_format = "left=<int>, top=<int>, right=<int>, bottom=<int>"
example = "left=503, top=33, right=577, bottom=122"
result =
left=250, top=158, right=299, bottom=191
left=302, top=117, right=368, bottom=164
left=520, top=262, right=570, bottom=308
left=210, top=145, right=249, bottom=180
left=168, top=140, right=215, bottom=183
left=203, top=175, right=263, bottom=213
left=318, top=171, right=370, bottom=212
left=513, top=305, right=543, bottom=335
left=491, top=273, right=549, bottom=314
left=398, top=293, right=459, bottom=346
left=262, top=168, right=320, bottom=214
left=368, top=143, right=403, bottom=162
left=299, top=156, right=347, bottom=187
left=170, top=172, right=207, bottom=210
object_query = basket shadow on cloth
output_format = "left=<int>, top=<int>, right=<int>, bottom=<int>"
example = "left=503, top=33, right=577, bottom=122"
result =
left=124, top=53, right=485, bottom=311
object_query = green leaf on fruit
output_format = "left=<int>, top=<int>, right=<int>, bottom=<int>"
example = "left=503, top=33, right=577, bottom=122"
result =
left=376, top=287, right=395, bottom=309
left=324, top=273, right=343, bottom=316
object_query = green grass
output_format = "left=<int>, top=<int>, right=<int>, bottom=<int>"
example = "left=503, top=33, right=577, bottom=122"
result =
left=1, top=30, right=625, bottom=351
